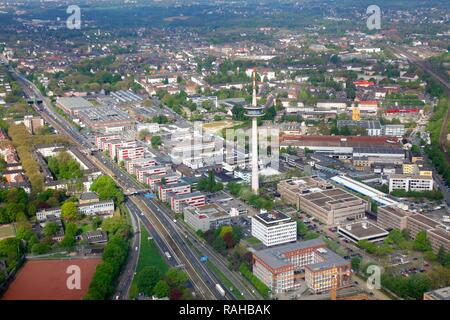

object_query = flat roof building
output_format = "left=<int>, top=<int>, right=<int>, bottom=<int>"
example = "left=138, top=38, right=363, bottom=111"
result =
left=298, top=188, right=368, bottom=226
left=251, top=211, right=297, bottom=247
left=170, top=191, right=206, bottom=213
left=183, top=203, right=231, bottom=232
left=427, top=227, right=450, bottom=253
left=56, top=97, right=93, bottom=116
left=377, top=206, right=411, bottom=231
left=77, top=106, right=134, bottom=132
left=407, top=214, right=441, bottom=239
left=277, top=176, right=333, bottom=207
left=424, top=286, right=450, bottom=300
left=252, top=239, right=351, bottom=295
left=337, top=221, right=389, bottom=243
left=389, top=174, right=434, bottom=193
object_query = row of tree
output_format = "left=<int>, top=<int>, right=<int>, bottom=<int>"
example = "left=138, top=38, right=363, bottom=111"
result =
left=84, top=215, right=132, bottom=300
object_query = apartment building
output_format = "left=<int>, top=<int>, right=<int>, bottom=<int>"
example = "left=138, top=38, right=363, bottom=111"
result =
left=252, top=239, right=351, bottom=294
left=36, top=207, right=62, bottom=222
left=251, top=211, right=297, bottom=247
left=388, top=174, right=434, bottom=193
left=108, top=140, right=136, bottom=160
left=116, top=145, right=145, bottom=162
left=183, top=204, right=231, bottom=232
left=146, top=173, right=180, bottom=190
left=126, top=157, right=156, bottom=175
left=95, top=134, right=122, bottom=150
left=136, top=165, right=167, bottom=183
left=78, top=200, right=115, bottom=217
left=158, top=182, right=191, bottom=202
left=377, top=206, right=411, bottom=231
left=170, top=191, right=206, bottom=213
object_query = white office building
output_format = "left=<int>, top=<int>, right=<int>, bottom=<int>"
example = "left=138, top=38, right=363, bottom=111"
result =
left=251, top=211, right=297, bottom=247
left=389, top=174, right=434, bottom=193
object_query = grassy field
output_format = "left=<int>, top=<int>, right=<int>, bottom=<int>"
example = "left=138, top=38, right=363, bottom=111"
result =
left=243, top=236, right=262, bottom=246
left=129, top=225, right=169, bottom=299
left=0, top=224, right=16, bottom=240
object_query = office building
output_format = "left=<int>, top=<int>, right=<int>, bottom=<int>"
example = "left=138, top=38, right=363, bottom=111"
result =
left=377, top=206, right=411, bottom=231
left=252, top=239, right=351, bottom=294
left=337, top=221, right=389, bottom=243
left=388, top=174, right=434, bottom=193
left=298, top=188, right=368, bottom=226
left=251, top=211, right=297, bottom=247
left=183, top=204, right=232, bottom=232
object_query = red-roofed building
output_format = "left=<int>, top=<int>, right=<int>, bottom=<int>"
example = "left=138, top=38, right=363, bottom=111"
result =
left=353, top=80, right=375, bottom=87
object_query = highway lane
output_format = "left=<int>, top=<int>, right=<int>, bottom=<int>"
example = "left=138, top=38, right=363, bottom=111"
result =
left=142, top=196, right=262, bottom=300
left=11, top=61, right=257, bottom=300
left=11, top=66, right=222, bottom=300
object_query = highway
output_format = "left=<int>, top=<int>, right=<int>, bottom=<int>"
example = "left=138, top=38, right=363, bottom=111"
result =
left=9, top=62, right=237, bottom=300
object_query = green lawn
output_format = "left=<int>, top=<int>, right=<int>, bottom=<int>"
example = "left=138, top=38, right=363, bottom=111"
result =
left=0, top=224, right=16, bottom=240
left=129, top=224, right=169, bottom=299
left=244, top=236, right=262, bottom=246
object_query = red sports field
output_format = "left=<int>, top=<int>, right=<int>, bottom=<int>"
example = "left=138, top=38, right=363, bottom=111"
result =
left=1, top=258, right=101, bottom=300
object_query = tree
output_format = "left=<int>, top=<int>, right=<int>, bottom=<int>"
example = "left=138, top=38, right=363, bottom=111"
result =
left=212, top=236, right=226, bottom=253
left=44, top=221, right=59, bottom=237
left=413, top=231, right=432, bottom=252
left=139, top=129, right=150, bottom=140
left=136, top=266, right=161, bottom=296
left=151, top=136, right=162, bottom=148
left=165, top=268, right=188, bottom=288
left=61, top=201, right=79, bottom=221
left=60, top=222, right=78, bottom=249
left=169, top=287, right=183, bottom=300
left=101, top=216, right=131, bottom=238
left=90, top=176, right=124, bottom=205
left=351, top=256, right=361, bottom=271
left=31, top=242, right=51, bottom=255
left=437, top=246, right=447, bottom=265
left=153, top=280, right=170, bottom=298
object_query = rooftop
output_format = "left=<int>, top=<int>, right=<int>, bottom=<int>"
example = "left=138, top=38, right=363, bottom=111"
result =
left=300, top=188, right=365, bottom=209
left=254, top=238, right=326, bottom=269
left=425, top=286, right=450, bottom=300
left=56, top=97, right=93, bottom=110
left=409, top=214, right=441, bottom=229
left=338, top=221, right=389, bottom=239
left=253, top=211, right=293, bottom=226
